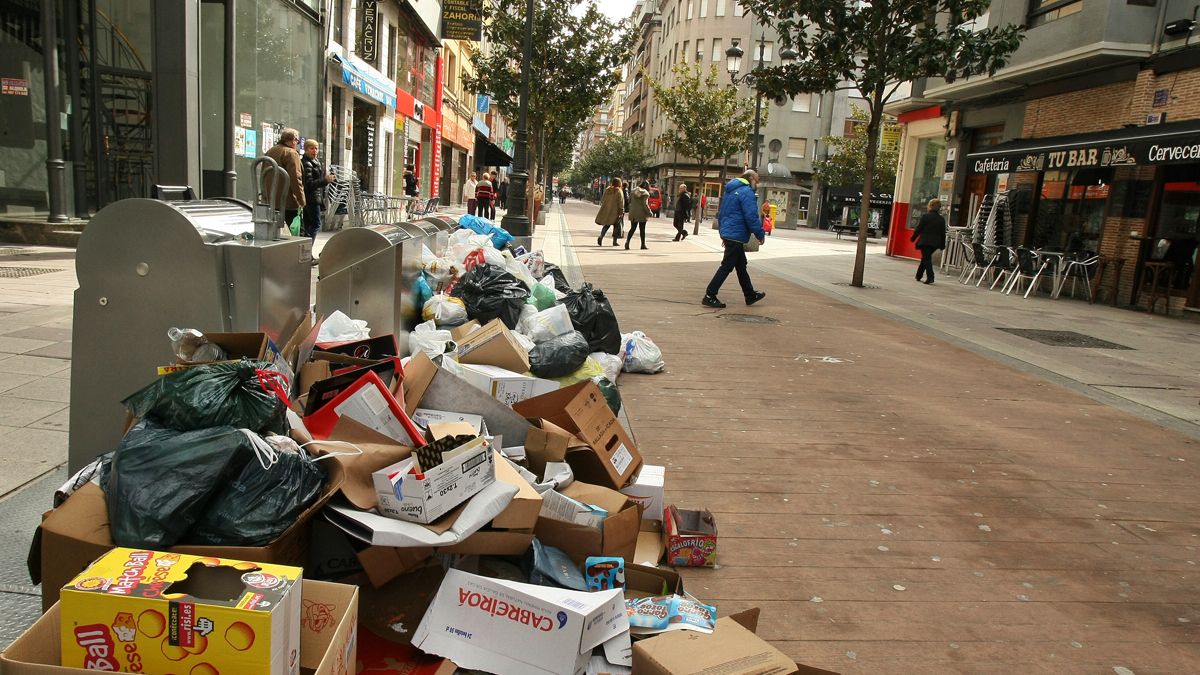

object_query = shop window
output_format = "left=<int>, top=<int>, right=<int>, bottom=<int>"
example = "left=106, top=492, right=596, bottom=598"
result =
left=1028, top=0, right=1082, bottom=27
left=797, top=194, right=810, bottom=221
left=787, top=138, right=806, bottom=158
left=1030, top=167, right=1112, bottom=254
left=1150, top=165, right=1199, bottom=292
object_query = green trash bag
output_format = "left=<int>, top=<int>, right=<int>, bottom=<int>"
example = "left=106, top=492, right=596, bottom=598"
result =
left=591, top=375, right=622, bottom=415
left=106, top=420, right=257, bottom=548
left=290, top=213, right=303, bottom=236
left=122, top=360, right=290, bottom=434
left=527, top=282, right=557, bottom=311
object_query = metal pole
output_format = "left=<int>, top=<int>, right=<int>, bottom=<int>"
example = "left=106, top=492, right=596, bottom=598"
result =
left=750, top=36, right=764, bottom=170
left=41, top=0, right=68, bottom=223
left=500, top=0, right=535, bottom=236
left=223, top=0, right=237, bottom=196
left=66, top=0, right=87, bottom=216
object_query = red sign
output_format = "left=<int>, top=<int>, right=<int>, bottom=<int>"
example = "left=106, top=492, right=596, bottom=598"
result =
left=1, top=77, right=29, bottom=96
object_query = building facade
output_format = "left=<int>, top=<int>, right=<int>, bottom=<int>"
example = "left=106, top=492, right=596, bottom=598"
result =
left=888, top=0, right=1200, bottom=313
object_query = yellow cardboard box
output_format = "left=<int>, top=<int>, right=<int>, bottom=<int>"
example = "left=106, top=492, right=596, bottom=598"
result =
left=59, top=548, right=303, bottom=675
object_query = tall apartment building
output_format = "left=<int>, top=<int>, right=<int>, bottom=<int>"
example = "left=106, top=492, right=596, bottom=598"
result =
left=622, top=0, right=859, bottom=228
left=886, top=0, right=1200, bottom=313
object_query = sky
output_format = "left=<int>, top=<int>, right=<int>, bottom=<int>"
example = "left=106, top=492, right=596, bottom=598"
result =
left=570, top=0, right=639, bottom=21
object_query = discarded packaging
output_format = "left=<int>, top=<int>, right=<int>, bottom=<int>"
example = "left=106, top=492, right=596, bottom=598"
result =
left=664, top=505, right=718, bottom=568
left=626, top=595, right=716, bottom=635
left=620, top=464, right=665, bottom=521
left=456, top=318, right=531, bottom=374
left=457, top=362, right=559, bottom=406
left=326, top=479, right=518, bottom=548
left=373, top=436, right=496, bottom=524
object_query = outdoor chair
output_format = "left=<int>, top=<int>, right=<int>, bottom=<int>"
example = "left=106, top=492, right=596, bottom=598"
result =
left=410, top=197, right=441, bottom=217
left=1003, top=247, right=1048, bottom=298
left=961, top=242, right=994, bottom=286
left=956, top=239, right=977, bottom=283
left=1053, top=252, right=1099, bottom=300
left=987, top=246, right=1018, bottom=291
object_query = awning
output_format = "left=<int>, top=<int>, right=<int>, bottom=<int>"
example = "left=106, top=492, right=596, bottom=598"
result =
left=965, top=119, right=1200, bottom=174
left=827, top=186, right=893, bottom=207
left=475, top=133, right=513, bottom=167
left=331, top=53, right=396, bottom=109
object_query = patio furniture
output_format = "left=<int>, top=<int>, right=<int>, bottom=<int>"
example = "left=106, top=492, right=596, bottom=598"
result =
left=1053, top=253, right=1099, bottom=300
left=1090, top=256, right=1125, bottom=306
left=1142, top=261, right=1175, bottom=315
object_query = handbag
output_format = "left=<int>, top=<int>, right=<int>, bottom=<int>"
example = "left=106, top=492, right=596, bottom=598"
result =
left=742, top=234, right=761, bottom=252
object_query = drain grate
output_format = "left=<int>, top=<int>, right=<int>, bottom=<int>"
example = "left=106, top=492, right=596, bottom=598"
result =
left=833, top=282, right=881, bottom=289
left=997, top=328, right=1132, bottom=350
left=0, top=266, right=59, bottom=279
left=721, top=314, right=779, bottom=324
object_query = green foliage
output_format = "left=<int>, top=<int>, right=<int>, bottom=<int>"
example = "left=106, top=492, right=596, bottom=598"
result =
left=646, top=62, right=758, bottom=178
left=813, top=105, right=899, bottom=192
left=577, top=134, right=653, bottom=182
left=464, top=0, right=635, bottom=191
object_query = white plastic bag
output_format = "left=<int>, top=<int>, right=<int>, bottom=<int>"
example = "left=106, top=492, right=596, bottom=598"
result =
left=422, top=293, right=469, bottom=325
left=621, top=331, right=665, bottom=373
left=408, top=320, right=455, bottom=359
left=423, top=256, right=458, bottom=285
left=539, top=274, right=567, bottom=300
left=481, top=247, right=506, bottom=269
left=519, top=304, right=574, bottom=344
left=520, top=250, right=546, bottom=279
left=449, top=230, right=494, bottom=263
left=590, top=352, right=622, bottom=383
left=504, top=252, right=538, bottom=289
left=512, top=330, right=536, bottom=354
left=317, top=310, right=370, bottom=343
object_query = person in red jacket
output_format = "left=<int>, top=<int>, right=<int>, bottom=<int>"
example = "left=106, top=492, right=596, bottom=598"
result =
left=475, top=172, right=496, bottom=220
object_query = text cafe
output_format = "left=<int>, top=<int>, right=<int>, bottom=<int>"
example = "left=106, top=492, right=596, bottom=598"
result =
left=963, top=119, right=1200, bottom=313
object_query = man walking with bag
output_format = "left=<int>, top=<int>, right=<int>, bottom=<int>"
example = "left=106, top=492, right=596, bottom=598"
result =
left=702, top=170, right=766, bottom=308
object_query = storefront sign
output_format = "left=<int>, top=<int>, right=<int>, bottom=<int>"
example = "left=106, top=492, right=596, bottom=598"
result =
left=442, top=0, right=483, bottom=41
left=472, top=118, right=489, bottom=138
left=360, top=0, right=379, bottom=63
left=365, top=115, right=376, bottom=168
left=340, top=57, right=397, bottom=108
left=239, top=112, right=252, bottom=128
left=1, top=77, right=29, bottom=96
left=476, top=95, right=490, bottom=115
left=967, top=122, right=1200, bottom=174
left=431, top=125, right=442, bottom=199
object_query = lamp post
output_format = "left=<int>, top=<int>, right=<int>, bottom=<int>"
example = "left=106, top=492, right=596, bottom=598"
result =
left=501, top=0, right=535, bottom=236
left=725, top=36, right=797, bottom=171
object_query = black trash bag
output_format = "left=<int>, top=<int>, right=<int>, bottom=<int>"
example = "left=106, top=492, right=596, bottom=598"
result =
left=592, top=376, right=622, bottom=415
left=562, top=283, right=622, bottom=354
left=186, top=437, right=327, bottom=546
left=528, top=331, right=590, bottom=378
left=122, top=360, right=289, bottom=434
left=450, top=264, right=531, bottom=329
left=541, top=262, right=573, bottom=293
left=105, top=420, right=257, bottom=548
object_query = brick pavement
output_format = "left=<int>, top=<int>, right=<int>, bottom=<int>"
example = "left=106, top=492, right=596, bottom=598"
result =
left=549, top=202, right=1200, bottom=673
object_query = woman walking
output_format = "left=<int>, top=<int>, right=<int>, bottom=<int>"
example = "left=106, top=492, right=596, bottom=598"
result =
left=625, top=181, right=652, bottom=250
left=911, top=198, right=947, bottom=284
left=594, top=177, right=625, bottom=246
left=672, top=184, right=692, bottom=241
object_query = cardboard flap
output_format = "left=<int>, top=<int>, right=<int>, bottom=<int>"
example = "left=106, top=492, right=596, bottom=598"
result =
left=404, top=352, right=533, bottom=448
left=562, top=482, right=634, bottom=515
left=325, top=417, right=414, bottom=510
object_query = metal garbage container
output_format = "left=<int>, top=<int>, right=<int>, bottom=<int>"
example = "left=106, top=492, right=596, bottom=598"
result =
left=69, top=196, right=314, bottom=470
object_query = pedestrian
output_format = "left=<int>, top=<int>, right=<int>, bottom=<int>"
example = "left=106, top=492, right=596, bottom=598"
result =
left=761, top=202, right=774, bottom=236
left=594, top=177, right=625, bottom=246
left=672, top=184, right=692, bottom=241
left=264, top=128, right=305, bottom=228
left=497, top=178, right=508, bottom=211
left=700, top=193, right=707, bottom=223
left=559, top=187, right=566, bottom=204
left=476, top=172, right=495, bottom=221
left=911, top=198, right=947, bottom=284
left=464, top=172, right=478, bottom=215
left=625, top=180, right=652, bottom=250
left=403, top=166, right=419, bottom=216
left=300, top=138, right=335, bottom=242
left=702, top=170, right=766, bottom=308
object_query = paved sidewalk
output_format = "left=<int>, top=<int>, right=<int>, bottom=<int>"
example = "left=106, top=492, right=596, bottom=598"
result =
left=549, top=202, right=1199, bottom=673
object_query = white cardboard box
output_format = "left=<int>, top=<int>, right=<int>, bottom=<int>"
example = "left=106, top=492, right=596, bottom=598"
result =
left=373, top=436, right=496, bottom=523
left=412, top=408, right=503, bottom=450
left=620, top=464, right=665, bottom=521
left=457, top=362, right=559, bottom=407
left=414, top=569, right=628, bottom=675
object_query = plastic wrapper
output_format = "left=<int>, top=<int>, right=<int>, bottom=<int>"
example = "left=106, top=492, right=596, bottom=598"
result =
left=524, top=538, right=588, bottom=591
left=186, top=434, right=327, bottom=546
left=450, top=264, right=531, bottom=329
left=415, top=272, right=435, bottom=310
left=621, top=331, right=666, bottom=373
left=528, top=331, right=590, bottom=378
left=122, top=359, right=290, bottom=434
left=541, top=262, right=572, bottom=293
left=317, top=310, right=371, bottom=342
left=504, top=252, right=538, bottom=289
left=105, top=420, right=257, bottom=548
left=562, top=283, right=622, bottom=354
left=409, top=320, right=456, bottom=359
left=548, top=357, right=605, bottom=387
left=518, top=304, right=574, bottom=344
left=457, top=213, right=516, bottom=250
left=626, top=596, right=717, bottom=635
left=167, top=327, right=226, bottom=363
left=539, top=275, right=568, bottom=301
left=528, top=281, right=557, bottom=311
left=590, top=352, right=622, bottom=383
left=423, top=293, right=469, bottom=325
left=591, top=376, right=622, bottom=415
left=448, top=229, right=495, bottom=263
left=520, top=250, right=546, bottom=279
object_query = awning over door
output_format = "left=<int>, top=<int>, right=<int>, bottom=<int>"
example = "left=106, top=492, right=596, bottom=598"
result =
left=474, top=133, right=513, bottom=167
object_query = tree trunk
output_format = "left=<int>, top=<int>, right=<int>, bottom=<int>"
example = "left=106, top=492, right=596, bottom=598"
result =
left=852, top=88, right=885, bottom=288
left=526, top=127, right=542, bottom=218
left=693, top=163, right=708, bottom=235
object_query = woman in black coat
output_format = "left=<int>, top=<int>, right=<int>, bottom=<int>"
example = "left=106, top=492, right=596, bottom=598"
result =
left=911, top=198, right=947, bottom=284
left=672, top=184, right=692, bottom=241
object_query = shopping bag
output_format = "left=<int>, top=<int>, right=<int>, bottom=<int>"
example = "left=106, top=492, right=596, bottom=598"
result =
left=290, top=213, right=302, bottom=236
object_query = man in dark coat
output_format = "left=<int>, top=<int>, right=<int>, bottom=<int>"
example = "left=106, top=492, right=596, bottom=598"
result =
left=911, top=198, right=947, bottom=284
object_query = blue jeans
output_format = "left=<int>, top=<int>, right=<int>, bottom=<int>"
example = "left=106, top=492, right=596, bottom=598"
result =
left=706, top=239, right=756, bottom=299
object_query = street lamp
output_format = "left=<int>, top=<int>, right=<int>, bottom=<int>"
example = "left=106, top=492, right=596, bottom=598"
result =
left=501, top=0, right=535, bottom=237
left=726, top=37, right=797, bottom=171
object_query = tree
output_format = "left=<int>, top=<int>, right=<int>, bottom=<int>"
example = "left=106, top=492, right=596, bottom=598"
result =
left=647, top=62, right=758, bottom=205
left=465, top=0, right=634, bottom=212
left=575, top=134, right=652, bottom=187
left=743, top=0, right=1023, bottom=286
left=813, top=105, right=899, bottom=193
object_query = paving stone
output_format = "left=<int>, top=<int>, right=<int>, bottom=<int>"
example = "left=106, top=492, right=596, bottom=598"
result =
left=30, top=407, right=69, bottom=432
left=0, top=372, right=38, bottom=394
left=23, top=341, right=71, bottom=359
left=0, top=397, right=67, bottom=427
left=3, top=326, right=72, bottom=342
left=0, top=337, right=53, bottom=355
left=5, top=378, right=69, bottom=404
left=0, top=355, right=71, bottom=376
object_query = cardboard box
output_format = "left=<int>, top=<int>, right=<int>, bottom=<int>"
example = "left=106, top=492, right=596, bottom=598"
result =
left=533, top=482, right=640, bottom=564
left=458, top=362, right=559, bottom=406
left=623, top=564, right=683, bottom=600
left=413, top=568, right=628, bottom=675
left=358, top=624, right=455, bottom=675
left=456, top=318, right=531, bottom=374
left=402, top=353, right=534, bottom=452
left=514, top=381, right=643, bottom=490
left=620, top=464, right=665, bottom=521
left=634, top=520, right=667, bottom=567
left=664, top=506, right=718, bottom=568
left=632, top=610, right=831, bottom=675
left=492, top=454, right=543, bottom=530
left=450, top=320, right=481, bottom=342
left=373, top=436, right=496, bottom=524
left=2, top=579, right=358, bottom=675
left=304, top=371, right=425, bottom=447
left=35, top=453, right=345, bottom=611
left=59, top=548, right=303, bottom=674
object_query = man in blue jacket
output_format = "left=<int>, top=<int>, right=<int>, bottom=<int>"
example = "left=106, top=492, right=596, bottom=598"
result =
left=703, top=170, right=767, bottom=308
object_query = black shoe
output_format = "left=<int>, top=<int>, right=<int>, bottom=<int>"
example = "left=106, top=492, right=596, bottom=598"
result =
left=640, top=245, right=648, bottom=250
left=625, top=242, right=630, bottom=250
left=682, top=231, right=689, bottom=240
left=613, top=240, right=620, bottom=246
left=702, top=295, right=726, bottom=308
left=924, top=279, right=934, bottom=284
left=597, top=235, right=603, bottom=246
left=746, top=291, right=766, bottom=306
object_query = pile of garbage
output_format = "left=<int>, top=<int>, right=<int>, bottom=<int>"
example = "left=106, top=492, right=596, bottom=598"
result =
left=14, top=221, right=808, bottom=675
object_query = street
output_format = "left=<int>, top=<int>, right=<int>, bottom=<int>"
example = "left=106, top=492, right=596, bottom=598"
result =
left=1, top=205, right=1199, bottom=671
